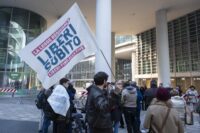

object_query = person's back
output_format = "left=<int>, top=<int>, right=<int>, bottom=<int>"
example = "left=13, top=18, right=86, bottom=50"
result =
left=144, top=80, right=158, bottom=109
left=121, top=84, right=139, bottom=133
left=86, top=85, right=112, bottom=127
left=130, top=81, right=143, bottom=132
left=85, top=72, right=113, bottom=133
left=144, top=99, right=184, bottom=133
left=144, top=88, right=184, bottom=133
left=122, top=86, right=137, bottom=108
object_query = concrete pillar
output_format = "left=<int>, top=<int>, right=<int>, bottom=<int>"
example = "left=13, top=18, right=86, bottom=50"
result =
left=155, top=9, right=171, bottom=87
left=95, top=0, right=112, bottom=82
left=132, top=52, right=136, bottom=81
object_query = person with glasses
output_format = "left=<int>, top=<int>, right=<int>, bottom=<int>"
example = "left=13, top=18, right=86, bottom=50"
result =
left=110, top=80, right=124, bottom=133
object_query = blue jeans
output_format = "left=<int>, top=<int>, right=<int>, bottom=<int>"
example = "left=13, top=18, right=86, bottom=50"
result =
left=42, top=116, right=51, bottom=133
left=113, top=121, right=120, bottom=133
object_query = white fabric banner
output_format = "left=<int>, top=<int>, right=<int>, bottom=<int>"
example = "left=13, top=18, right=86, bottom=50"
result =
left=47, top=85, right=70, bottom=116
left=18, top=3, right=97, bottom=89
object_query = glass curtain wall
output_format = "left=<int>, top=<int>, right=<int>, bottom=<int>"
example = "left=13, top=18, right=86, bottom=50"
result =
left=67, top=59, right=95, bottom=87
left=67, top=58, right=132, bottom=87
left=136, top=9, right=200, bottom=90
left=115, top=59, right=132, bottom=81
left=0, top=7, right=46, bottom=89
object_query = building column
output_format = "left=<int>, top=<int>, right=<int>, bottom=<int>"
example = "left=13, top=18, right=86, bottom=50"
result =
left=132, top=52, right=136, bottom=82
left=155, top=9, right=171, bottom=87
left=95, top=0, right=112, bottom=82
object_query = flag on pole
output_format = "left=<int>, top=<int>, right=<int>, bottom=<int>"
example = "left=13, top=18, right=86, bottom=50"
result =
left=18, top=3, right=97, bottom=89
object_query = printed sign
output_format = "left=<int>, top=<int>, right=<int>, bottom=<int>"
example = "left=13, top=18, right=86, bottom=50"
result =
left=18, top=3, right=97, bottom=89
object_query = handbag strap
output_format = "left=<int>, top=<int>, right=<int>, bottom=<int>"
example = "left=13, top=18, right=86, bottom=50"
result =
left=159, top=108, right=171, bottom=132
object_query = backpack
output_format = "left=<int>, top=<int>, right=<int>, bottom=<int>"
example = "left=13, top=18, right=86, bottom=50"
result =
left=43, top=101, right=58, bottom=121
left=36, top=88, right=58, bottom=121
left=35, top=89, right=46, bottom=109
left=43, top=89, right=58, bottom=121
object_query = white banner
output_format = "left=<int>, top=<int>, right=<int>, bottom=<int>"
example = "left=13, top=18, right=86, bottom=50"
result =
left=18, top=3, right=97, bottom=89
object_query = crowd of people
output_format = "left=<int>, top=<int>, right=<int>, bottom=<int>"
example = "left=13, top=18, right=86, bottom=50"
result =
left=36, top=71, right=200, bottom=133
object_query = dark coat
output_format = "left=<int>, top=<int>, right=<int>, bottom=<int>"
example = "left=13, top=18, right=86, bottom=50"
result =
left=144, top=87, right=158, bottom=108
left=110, top=90, right=122, bottom=122
left=85, top=85, right=112, bottom=129
left=67, top=84, right=76, bottom=113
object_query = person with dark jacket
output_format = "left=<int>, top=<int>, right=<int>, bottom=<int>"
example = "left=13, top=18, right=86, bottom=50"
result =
left=130, top=81, right=143, bottom=133
left=43, top=86, right=54, bottom=133
left=85, top=72, right=113, bottom=133
left=53, top=78, right=71, bottom=133
left=140, top=86, right=147, bottom=110
left=110, top=81, right=122, bottom=133
left=114, top=80, right=125, bottom=129
left=38, top=86, right=54, bottom=133
left=144, top=80, right=158, bottom=109
left=66, top=83, right=76, bottom=133
left=67, top=83, right=76, bottom=113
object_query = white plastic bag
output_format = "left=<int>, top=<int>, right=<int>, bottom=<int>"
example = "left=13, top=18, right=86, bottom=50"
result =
left=47, top=85, right=70, bottom=116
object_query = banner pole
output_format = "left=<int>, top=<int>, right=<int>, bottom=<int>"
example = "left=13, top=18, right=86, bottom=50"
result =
left=99, top=49, right=116, bottom=81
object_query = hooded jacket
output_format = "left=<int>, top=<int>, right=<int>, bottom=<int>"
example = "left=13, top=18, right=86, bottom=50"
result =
left=121, top=86, right=137, bottom=108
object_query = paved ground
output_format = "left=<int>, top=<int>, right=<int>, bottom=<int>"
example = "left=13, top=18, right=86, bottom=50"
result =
left=0, top=96, right=199, bottom=133
left=0, top=119, right=38, bottom=133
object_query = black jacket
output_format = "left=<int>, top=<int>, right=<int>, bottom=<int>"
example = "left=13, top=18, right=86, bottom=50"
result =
left=144, top=87, right=158, bottom=108
left=85, top=85, right=112, bottom=128
left=110, top=90, right=122, bottom=122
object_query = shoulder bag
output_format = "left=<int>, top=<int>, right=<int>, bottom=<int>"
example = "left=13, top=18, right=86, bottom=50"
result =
left=148, top=108, right=171, bottom=133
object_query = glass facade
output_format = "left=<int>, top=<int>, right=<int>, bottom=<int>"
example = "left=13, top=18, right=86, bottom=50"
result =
left=0, top=7, right=46, bottom=89
left=67, top=58, right=95, bottom=87
left=137, top=9, right=200, bottom=89
left=67, top=58, right=132, bottom=87
left=137, top=9, right=200, bottom=74
left=115, top=35, right=136, bottom=45
left=115, top=59, right=132, bottom=80
left=137, top=29, right=156, bottom=74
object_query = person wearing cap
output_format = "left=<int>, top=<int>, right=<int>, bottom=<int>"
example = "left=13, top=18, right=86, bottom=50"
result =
left=144, top=88, right=184, bottom=133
